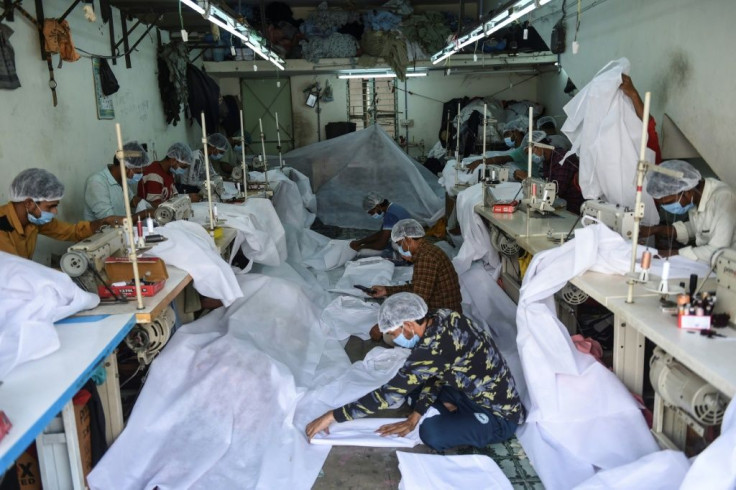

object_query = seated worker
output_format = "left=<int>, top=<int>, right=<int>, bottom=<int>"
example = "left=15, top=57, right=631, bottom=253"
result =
left=138, top=142, right=201, bottom=206
left=306, top=293, right=526, bottom=453
left=641, top=160, right=736, bottom=263
left=349, top=192, right=411, bottom=255
left=536, top=115, right=572, bottom=151
left=1, top=168, right=119, bottom=259
left=84, top=141, right=150, bottom=220
left=178, top=133, right=229, bottom=192
left=466, top=118, right=528, bottom=173
left=368, top=218, right=462, bottom=341
left=512, top=131, right=585, bottom=214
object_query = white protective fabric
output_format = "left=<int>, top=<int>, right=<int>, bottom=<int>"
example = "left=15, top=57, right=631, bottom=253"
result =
left=438, top=152, right=515, bottom=196
left=397, top=452, right=513, bottom=490
left=561, top=58, right=660, bottom=225
left=148, top=220, right=243, bottom=307
left=284, top=125, right=444, bottom=228
left=192, top=200, right=287, bottom=268
left=681, top=397, right=736, bottom=489
left=321, top=296, right=380, bottom=341
left=452, top=183, right=506, bottom=275
left=295, top=228, right=356, bottom=271
left=310, top=417, right=421, bottom=448
left=0, top=252, right=100, bottom=380
left=574, top=450, right=690, bottom=490
left=331, top=257, right=395, bottom=296
left=516, top=224, right=659, bottom=489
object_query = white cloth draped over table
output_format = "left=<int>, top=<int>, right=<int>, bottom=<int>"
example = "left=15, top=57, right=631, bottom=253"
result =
left=515, top=224, right=659, bottom=488
left=148, top=220, right=243, bottom=307
left=561, top=57, right=660, bottom=225
left=0, top=252, right=99, bottom=380
left=438, top=151, right=516, bottom=196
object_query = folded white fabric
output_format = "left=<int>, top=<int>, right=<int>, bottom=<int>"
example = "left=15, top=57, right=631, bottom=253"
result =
left=310, top=417, right=421, bottom=448
left=331, top=257, right=395, bottom=296
left=321, top=296, right=380, bottom=341
left=148, top=220, right=243, bottom=307
left=573, top=449, right=690, bottom=490
left=397, top=452, right=513, bottom=490
left=0, top=252, right=99, bottom=380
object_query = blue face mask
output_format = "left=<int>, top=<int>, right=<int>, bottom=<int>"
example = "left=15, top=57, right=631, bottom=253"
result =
left=370, top=211, right=384, bottom=220
left=210, top=153, right=224, bottom=161
left=233, top=145, right=242, bottom=153
left=393, top=328, right=420, bottom=349
left=398, top=242, right=412, bottom=257
left=130, top=172, right=143, bottom=183
left=662, top=200, right=695, bottom=215
left=27, top=202, right=55, bottom=226
left=531, top=153, right=544, bottom=165
left=504, top=137, right=515, bottom=148
left=171, top=166, right=188, bottom=176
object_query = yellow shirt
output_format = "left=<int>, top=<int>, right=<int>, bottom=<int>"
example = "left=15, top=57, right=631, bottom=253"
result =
left=0, top=202, right=93, bottom=259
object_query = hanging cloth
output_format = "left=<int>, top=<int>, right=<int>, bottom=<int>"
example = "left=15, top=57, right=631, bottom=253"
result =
left=0, top=23, right=20, bottom=89
left=43, top=19, right=81, bottom=62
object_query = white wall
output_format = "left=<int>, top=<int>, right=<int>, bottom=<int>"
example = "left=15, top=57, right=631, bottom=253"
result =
left=0, top=4, right=199, bottom=264
left=532, top=0, right=736, bottom=185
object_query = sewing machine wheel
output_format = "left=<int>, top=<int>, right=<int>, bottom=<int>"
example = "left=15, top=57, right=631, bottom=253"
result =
left=154, top=205, right=175, bottom=225
left=561, top=283, right=589, bottom=305
left=231, top=166, right=243, bottom=181
left=60, top=251, right=89, bottom=278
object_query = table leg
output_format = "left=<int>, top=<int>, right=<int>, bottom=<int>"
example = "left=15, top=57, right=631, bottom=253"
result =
left=97, top=351, right=124, bottom=445
left=613, top=313, right=645, bottom=396
left=36, top=402, right=85, bottom=490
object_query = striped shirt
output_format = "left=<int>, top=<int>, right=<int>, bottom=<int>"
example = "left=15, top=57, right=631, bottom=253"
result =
left=138, top=161, right=178, bottom=204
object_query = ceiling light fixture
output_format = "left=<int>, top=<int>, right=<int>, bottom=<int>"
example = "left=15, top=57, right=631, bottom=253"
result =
left=431, top=0, right=551, bottom=64
left=338, top=70, right=428, bottom=79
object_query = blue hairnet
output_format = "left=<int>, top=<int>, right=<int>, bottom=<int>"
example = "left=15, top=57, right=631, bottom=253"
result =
left=166, top=142, right=195, bottom=166
left=646, top=160, right=702, bottom=198
left=503, top=118, right=528, bottom=134
left=378, top=292, right=428, bottom=333
left=9, top=168, right=65, bottom=201
left=116, top=141, right=150, bottom=169
left=362, top=191, right=384, bottom=212
left=521, top=130, right=548, bottom=145
left=207, top=133, right=230, bottom=152
left=391, top=219, right=425, bottom=242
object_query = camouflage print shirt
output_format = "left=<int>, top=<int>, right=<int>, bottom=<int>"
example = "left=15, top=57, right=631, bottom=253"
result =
left=333, top=309, right=525, bottom=425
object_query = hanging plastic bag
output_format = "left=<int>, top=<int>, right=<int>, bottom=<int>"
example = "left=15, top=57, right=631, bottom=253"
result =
left=98, top=58, right=119, bottom=95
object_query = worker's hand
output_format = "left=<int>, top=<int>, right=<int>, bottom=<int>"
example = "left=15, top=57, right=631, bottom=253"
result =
left=189, top=193, right=202, bottom=203
left=466, top=161, right=480, bottom=174
left=306, top=411, right=335, bottom=442
left=131, top=195, right=142, bottom=208
left=350, top=240, right=361, bottom=251
left=638, top=225, right=655, bottom=239
left=369, top=286, right=387, bottom=298
left=513, top=170, right=528, bottom=181
left=620, top=74, right=638, bottom=99
left=376, top=411, right=422, bottom=437
left=369, top=324, right=382, bottom=341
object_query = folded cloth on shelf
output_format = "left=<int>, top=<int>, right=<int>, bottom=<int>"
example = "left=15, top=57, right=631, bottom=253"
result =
left=397, top=452, right=513, bottom=490
left=0, top=251, right=99, bottom=379
left=148, top=220, right=243, bottom=307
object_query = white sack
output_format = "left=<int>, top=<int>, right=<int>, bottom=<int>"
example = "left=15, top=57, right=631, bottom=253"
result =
left=574, top=450, right=690, bottom=490
left=561, top=58, right=659, bottom=225
left=0, top=252, right=100, bottom=380
left=516, top=224, right=659, bottom=489
left=397, top=452, right=513, bottom=490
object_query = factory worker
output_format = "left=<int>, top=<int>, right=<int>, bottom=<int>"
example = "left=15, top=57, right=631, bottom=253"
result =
left=349, top=192, right=411, bottom=255
left=536, top=115, right=572, bottom=151
left=368, top=218, right=462, bottom=341
left=138, top=142, right=201, bottom=205
left=465, top=118, right=528, bottom=173
left=620, top=74, right=661, bottom=164
left=1, top=168, right=119, bottom=259
left=84, top=141, right=151, bottom=220
left=641, top=160, right=736, bottom=262
left=179, top=133, right=229, bottom=192
left=512, top=131, right=584, bottom=214
left=306, top=293, right=525, bottom=452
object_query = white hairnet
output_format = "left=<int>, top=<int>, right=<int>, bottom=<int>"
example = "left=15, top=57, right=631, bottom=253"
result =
left=362, top=191, right=384, bottom=212
left=116, top=141, right=150, bottom=169
left=646, top=160, right=702, bottom=199
left=166, top=142, right=195, bottom=165
left=502, top=118, right=528, bottom=134
left=378, top=292, right=429, bottom=333
left=207, top=133, right=230, bottom=152
left=537, top=116, right=556, bottom=130
left=522, top=130, right=548, bottom=145
left=9, top=168, right=65, bottom=202
left=391, top=218, right=425, bottom=243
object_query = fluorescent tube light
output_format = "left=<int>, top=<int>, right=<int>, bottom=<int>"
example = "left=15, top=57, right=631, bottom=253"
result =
left=180, top=0, right=205, bottom=15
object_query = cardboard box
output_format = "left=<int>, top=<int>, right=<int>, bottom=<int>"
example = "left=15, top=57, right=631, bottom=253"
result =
left=15, top=445, right=41, bottom=490
left=73, top=390, right=93, bottom=483
left=98, top=257, right=168, bottom=299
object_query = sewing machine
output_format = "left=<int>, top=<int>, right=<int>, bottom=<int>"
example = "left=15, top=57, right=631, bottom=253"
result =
left=60, top=227, right=126, bottom=293
left=199, top=176, right=227, bottom=202
left=125, top=306, right=176, bottom=365
left=580, top=200, right=636, bottom=239
left=483, top=165, right=510, bottom=184
left=522, top=177, right=557, bottom=214
left=154, top=195, right=193, bottom=225
left=714, top=248, right=736, bottom=321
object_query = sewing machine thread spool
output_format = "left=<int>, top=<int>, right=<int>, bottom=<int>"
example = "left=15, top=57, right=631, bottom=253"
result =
left=638, top=250, right=652, bottom=282
left=146, top=215, right=154, bottom=234
left=658, top=260, right=671, bottom=294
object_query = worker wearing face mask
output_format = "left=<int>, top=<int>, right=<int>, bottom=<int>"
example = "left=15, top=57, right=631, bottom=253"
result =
left=137, top=142, right=201, bottom=206
left=367, top=219, right=462, bottom=341
left=536, top=116, right=572, bottom=151
left=350, top=192, right=411, bottom=255
left=466, top=118, right=528, bottom=174
left=641, top=160, right=736, bottom=262
left=84, top=141, right=151, bottom=220
left=306, top=293, right=525, bottom=452
left=1, top=168, right=120, bottom=259
left=178, top=133, right=229, bottom=192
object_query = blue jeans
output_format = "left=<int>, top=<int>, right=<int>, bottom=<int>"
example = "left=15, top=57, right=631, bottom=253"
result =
left=412, top=386, right=518, bottom=452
